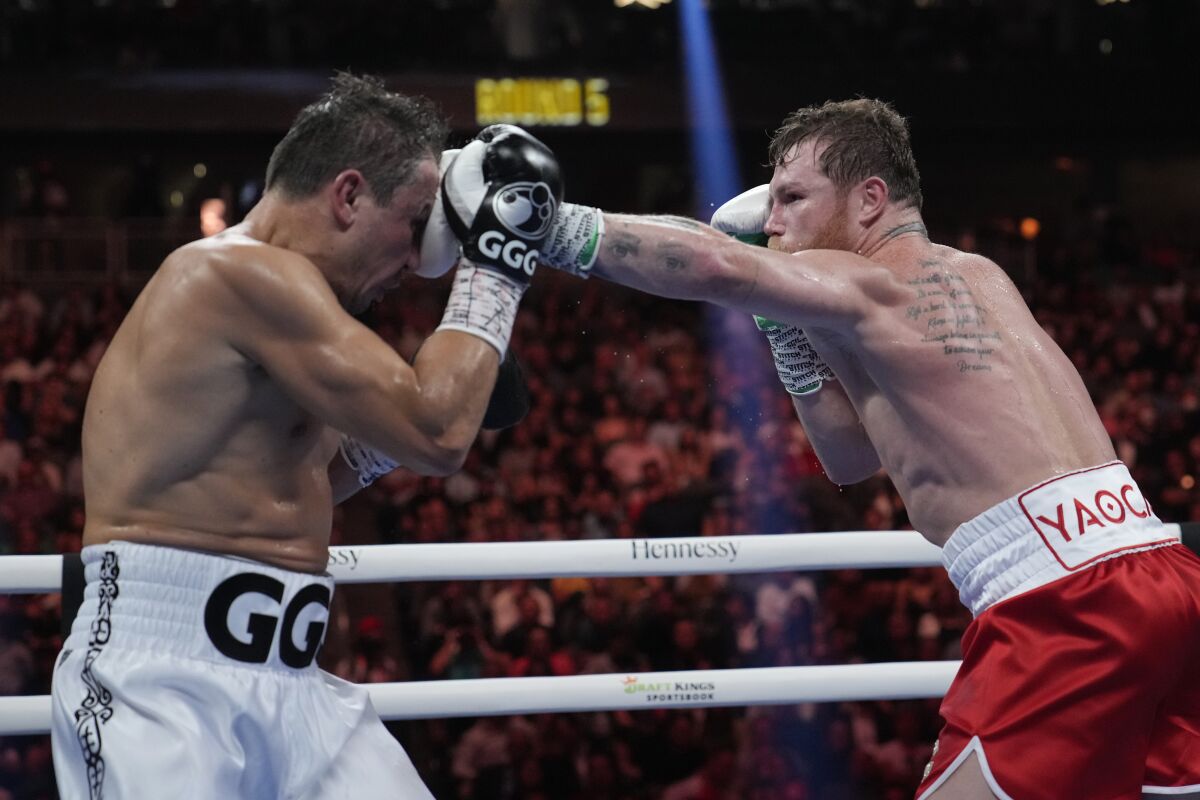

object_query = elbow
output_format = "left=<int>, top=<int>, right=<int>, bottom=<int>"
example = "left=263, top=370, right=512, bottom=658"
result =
left=422, top=436, right=471, bottom=477
left=406, top=380, right=477, bottom=477
left=705, top=239, right=758, bottom=305
left=819, top=460, right=880, bottom=487
left=817, top=451, right=883, bottom=486
left=810, top=438, right=882, bottom=486
left=423, top=417, right=479, bottom=476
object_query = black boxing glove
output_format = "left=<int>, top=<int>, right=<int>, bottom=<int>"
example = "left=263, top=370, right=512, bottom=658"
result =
left=440, top=125, right=563, bottom=285
left=482, top=348, right=530, bottom=431
left=435, top=126, right=563, bottom=357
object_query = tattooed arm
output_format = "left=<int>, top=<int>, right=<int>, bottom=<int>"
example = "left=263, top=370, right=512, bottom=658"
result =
left=586, top=214, right=888, bottom=328
left=587, top=214, right=730, bottom=299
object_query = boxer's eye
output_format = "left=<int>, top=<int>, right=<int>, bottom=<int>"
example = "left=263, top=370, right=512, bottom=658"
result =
left=412, top=215, right=429, bottom=243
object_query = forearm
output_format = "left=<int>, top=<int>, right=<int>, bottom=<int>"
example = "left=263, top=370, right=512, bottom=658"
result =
left=588, top=214, right=745, bottom=303
left=544, top=206, right=863, bottom=326
left=790, top=383, right=881, bottom=485
left=401, top=330, right=499, bottom=469
left=338, top=330, right=498, bottom=481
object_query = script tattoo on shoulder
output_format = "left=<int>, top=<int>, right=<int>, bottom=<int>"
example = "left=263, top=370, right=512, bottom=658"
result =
left=905, top=257, right=1002, bottom=373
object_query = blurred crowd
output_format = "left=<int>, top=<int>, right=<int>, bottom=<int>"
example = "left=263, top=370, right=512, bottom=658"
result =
left=0, top=0, right=1181, bottom=74
left=0, top=231, right=1197, bottom=797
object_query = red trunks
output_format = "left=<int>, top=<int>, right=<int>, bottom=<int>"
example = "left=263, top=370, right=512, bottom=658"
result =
left=916, top=463, right=1200, bottom=799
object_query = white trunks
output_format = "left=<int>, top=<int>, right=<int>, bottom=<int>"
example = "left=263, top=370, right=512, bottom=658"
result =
left=50, top=541, right=434, bottom=800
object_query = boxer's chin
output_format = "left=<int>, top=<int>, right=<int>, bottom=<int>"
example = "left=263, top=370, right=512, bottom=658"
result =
left=768, top=236, right=795, bottom=253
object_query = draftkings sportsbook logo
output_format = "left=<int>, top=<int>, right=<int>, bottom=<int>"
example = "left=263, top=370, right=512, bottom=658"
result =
left=622, top=676, right=716, bottom=704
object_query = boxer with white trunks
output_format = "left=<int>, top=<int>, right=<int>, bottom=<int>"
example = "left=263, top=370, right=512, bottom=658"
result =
left=535, top=99, right=1200, bottom=798
left=51, top=73, right=555, bottom=798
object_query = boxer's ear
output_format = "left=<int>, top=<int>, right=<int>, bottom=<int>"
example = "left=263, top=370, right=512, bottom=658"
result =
left=330, top=169, right=367, bottom=229
left=853, top=176, right=889, bottom=228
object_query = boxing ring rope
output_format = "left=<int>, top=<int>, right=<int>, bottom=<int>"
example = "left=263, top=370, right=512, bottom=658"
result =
left=0, top=525, right=1185, bottom=736
left=1, top=530, right=958, bottom=594
left=0, top=662, right=962, bottom=737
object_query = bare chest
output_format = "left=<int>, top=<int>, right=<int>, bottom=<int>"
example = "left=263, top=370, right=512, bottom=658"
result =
left=240, top=365, right=326, bottom=454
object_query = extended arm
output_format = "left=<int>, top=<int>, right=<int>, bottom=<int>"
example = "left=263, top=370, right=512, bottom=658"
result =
left=542, top=197, right=893, bottom=484
left=555, top=210, right=876, bottom=328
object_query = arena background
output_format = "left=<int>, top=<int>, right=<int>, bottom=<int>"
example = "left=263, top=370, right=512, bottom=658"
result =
left=1, top=2, right=1198, bottom=798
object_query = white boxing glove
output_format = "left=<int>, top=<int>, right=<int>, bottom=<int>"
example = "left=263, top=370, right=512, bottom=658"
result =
left=710, top=184, right=768, bottom=247
left=416, top=148, right=462, bottom=278
left=710, top=183, right=769, bottom=247
left=712, top=184, right=835, bottom=395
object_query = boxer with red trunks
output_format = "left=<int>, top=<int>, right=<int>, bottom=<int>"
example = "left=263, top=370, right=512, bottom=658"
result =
left=534, top=99, right=1200, bottom=798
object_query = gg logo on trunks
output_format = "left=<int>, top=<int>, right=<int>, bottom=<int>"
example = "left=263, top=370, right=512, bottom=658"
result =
left=1018, top=462, right=1171, bottom=570
left=203, top=573, right=331, bottom=668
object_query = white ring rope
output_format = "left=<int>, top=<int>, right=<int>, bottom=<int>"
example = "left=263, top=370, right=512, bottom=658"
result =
left=0, top=662, right=961, bottom=736
left=0, top=531, right=947, bottom=594
left=0, top=524, right=1184, bottom=735
left=0, top=526, right=1184, bottom=594
left=3, top=531, right=945, bottom=593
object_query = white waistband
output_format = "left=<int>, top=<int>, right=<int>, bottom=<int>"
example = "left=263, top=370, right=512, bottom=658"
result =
left=941, top=462, right=1177, bottom=616
left=66, top=541, right=335, bottom=671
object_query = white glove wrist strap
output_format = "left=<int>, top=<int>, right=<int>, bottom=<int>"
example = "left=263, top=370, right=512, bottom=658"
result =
left=541, top=203, right=604, bottom=277
left=760, top=323, right=836, bottom=396
left=436, top=260, right=525, bottom=358
left=339, top=435, right=399, bottom=488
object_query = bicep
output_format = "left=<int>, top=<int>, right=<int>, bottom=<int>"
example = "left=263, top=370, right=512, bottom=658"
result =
left=244, top=288, right=413, bottom=436
left=729, top=248, right=895, bottom=330
left=216, top=259, right=434, bottom=462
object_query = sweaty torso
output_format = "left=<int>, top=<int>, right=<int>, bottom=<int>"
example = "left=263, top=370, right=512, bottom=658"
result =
left=808, top=241, right=1115, bottom=544
left=82, top=235, right=338, bottom=573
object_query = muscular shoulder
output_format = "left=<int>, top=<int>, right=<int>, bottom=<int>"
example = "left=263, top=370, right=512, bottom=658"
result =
left=180, top=235, right=325, bottom=299
left=921, top=244, right=1007, bottom=279
left=162, top=234, right=335, bottom=328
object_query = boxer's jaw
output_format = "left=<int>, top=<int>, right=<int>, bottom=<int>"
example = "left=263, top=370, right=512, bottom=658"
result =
left=342, top=159, right=439, bottom=312
left=766, top=140, right=857, bottom=255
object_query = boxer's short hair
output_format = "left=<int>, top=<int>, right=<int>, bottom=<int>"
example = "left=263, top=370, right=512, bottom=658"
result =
left=266, top=72, right=448, bottom=205
left=768, top=98, right=923, bottom=210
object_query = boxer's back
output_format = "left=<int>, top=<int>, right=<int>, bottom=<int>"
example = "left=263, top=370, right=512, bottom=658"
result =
left=810, top=241, right=1116, bottom=543
left=82, top=233, right=337, bottom=572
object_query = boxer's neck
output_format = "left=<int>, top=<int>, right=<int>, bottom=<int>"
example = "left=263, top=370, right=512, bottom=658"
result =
left=238, top=193, right=346, bottom=290
left=853, top=207, right=928, bottom=259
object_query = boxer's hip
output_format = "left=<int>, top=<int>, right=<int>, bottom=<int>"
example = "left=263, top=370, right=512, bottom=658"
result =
left=63, top=540, right=334, bottom=671
left=941, top=461, right=1176, bottom=616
